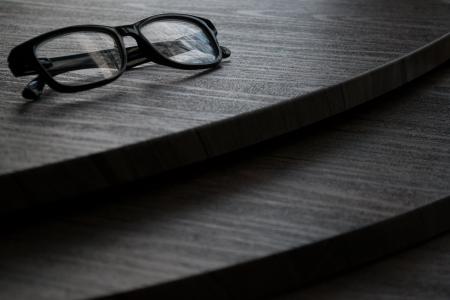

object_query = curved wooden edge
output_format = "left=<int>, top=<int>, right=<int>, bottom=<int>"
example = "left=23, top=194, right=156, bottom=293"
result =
left=2, top=33, right=450, bottom=214
left=92, top=195, right=450, bottom=299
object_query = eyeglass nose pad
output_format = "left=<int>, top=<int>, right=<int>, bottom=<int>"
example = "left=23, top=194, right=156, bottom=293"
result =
left=220, top=46, right=231, bottom=58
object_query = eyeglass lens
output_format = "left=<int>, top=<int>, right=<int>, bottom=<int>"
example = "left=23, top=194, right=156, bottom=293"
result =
left=35, top=31, right=123, bottom=86
left=140, top=19, right=220, bottom=65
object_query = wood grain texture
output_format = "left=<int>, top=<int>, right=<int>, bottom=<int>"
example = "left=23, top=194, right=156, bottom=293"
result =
left=1, top=0, right=450, bottom=211
left=95, top=196, right=450, bottom=300
left=0, top=58, right=449, bottom=299
left=277, top=232, right=450, bottom=300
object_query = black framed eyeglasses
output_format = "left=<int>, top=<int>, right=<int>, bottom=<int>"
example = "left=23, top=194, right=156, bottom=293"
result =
left=8, top=13, right=231, bottom=100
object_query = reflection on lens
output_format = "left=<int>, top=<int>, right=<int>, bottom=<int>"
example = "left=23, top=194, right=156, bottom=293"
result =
left=35, top=31, right=123, bottom=86
left=140, top=19, right=219, bottom=65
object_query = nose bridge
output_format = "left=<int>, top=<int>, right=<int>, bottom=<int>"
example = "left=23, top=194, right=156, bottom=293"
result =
left=115, top=24, right=152, bottom=69
left=116, top=24, right=150, bottom=52
left=116, top=24, right=141, bottom=40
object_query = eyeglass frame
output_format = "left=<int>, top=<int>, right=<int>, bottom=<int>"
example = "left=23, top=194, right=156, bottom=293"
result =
left=8, top=13, right=231, bottom=98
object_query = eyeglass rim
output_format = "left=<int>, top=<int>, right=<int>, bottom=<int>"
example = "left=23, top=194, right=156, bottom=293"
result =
left=135, top=14, right=223, bottom=69
left=8, top=14, right=224, bottom=93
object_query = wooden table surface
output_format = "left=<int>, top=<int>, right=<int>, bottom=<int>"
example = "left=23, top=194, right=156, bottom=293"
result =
left=1, top=57, right=450, bottom=300
left=278, top=231, right=450, bottom=300
left=1, top=0, right=450, bottom=211
left=0, top=0, right=449, bottom=299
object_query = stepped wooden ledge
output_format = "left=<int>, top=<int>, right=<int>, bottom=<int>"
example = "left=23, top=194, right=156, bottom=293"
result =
left=2, top=0, right=450, bottom=213
left=2, top=31, right=449, bottom=213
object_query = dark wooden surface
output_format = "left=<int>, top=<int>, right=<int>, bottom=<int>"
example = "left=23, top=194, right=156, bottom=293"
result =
left=1, top=0, right=450, bottom=298
left=277, top=231, right=450, bottom=300
left=94, top=195, right=450, bottom=300
left=1, top=58, right=449, bottom=299
left=1, top=0, right=450, bottom=210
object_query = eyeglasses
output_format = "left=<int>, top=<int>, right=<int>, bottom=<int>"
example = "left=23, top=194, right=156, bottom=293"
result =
left=8, top=13, right=231, bottom=100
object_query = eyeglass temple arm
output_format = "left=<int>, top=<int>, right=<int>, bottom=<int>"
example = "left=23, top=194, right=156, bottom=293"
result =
left=21, top=46, right=150, bottom=100
left=22, top=39, right=231, bottom=100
